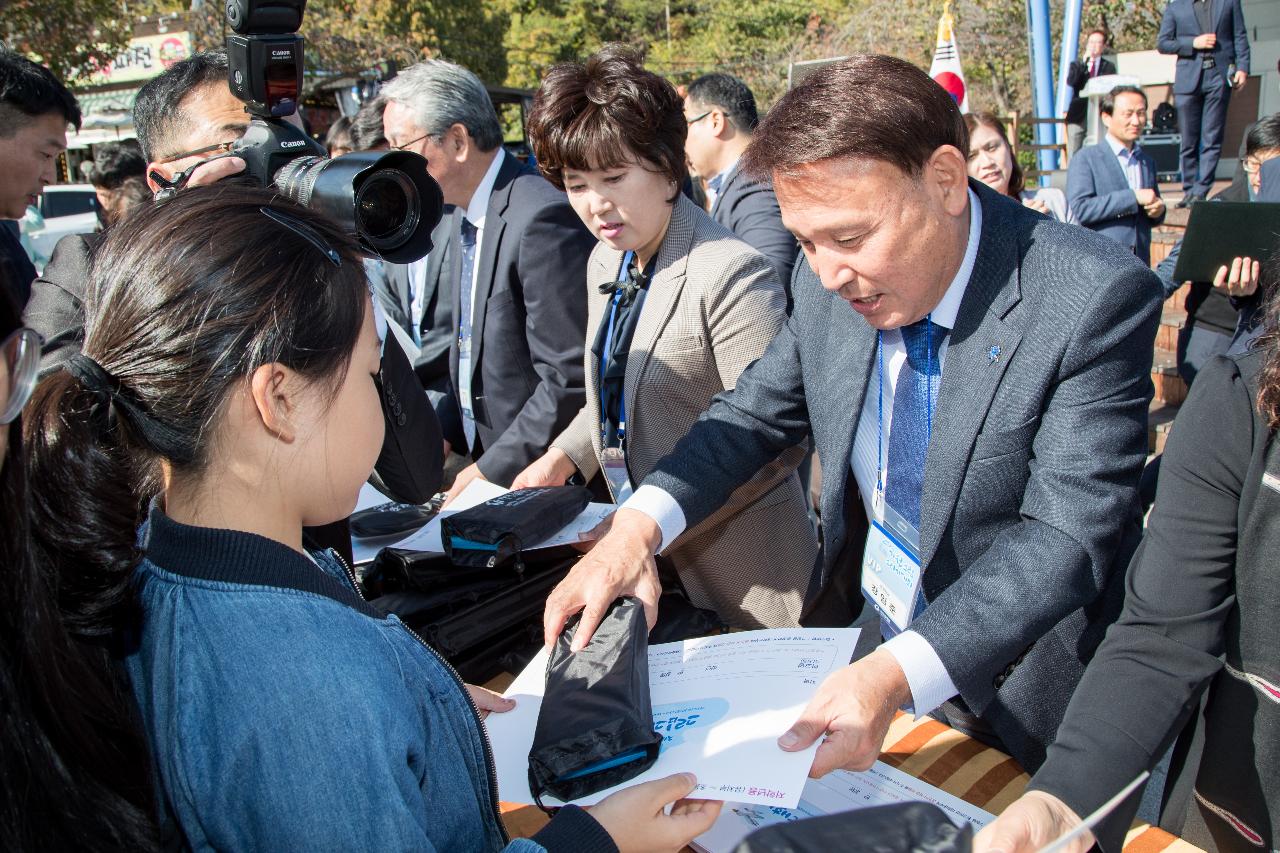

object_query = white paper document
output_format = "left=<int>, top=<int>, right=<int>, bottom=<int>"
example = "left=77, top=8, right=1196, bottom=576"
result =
left=388, top=479, right=615, bottom=554
left=486, top=628, right=859, bottom=809
left=692, top=761, right=994, bottom=853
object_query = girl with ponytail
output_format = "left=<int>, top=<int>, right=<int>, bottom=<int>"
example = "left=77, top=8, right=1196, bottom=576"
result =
left=21, top=184, right=717, bottom=852
left=0, top=278, right=158, bottom=850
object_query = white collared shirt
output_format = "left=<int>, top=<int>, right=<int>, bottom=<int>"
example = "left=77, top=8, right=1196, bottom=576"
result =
left=1105, top=134, right=1145, bottom=193
left=625, top=188, right=983, bottom=719
left=463, top=150, right=506, bottom=327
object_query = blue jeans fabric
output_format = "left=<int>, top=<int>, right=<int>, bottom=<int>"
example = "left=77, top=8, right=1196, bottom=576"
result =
left=124, top=508, right=546, bottom=853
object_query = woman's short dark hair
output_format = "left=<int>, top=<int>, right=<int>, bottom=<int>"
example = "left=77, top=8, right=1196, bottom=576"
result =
left=742, top=54, right=968, bottom=182
left=964, top=111, right=1025, bottom=199
left=88, top=140, right=146, bottom=190
left=527, top=44, right=688, bottom=197
left=325, top=115, right=354, bottom=155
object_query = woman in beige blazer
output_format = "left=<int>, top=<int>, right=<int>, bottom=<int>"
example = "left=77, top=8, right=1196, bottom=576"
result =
left=515, top=45, right=816, bottom=629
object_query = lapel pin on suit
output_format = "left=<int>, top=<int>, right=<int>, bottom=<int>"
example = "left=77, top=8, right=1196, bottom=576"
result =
left=988, top=345, right=1002, bottom=364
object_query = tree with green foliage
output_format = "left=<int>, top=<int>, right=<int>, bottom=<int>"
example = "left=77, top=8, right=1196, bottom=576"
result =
left=0, top=0, right=135, bottom=84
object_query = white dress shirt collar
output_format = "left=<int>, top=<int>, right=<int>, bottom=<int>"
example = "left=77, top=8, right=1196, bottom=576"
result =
left=926, top=186, right=983, bottom=331
left=464, top=149, right=506, bottom=230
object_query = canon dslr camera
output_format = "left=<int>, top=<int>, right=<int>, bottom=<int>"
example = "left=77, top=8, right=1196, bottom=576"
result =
left=225, top=0, right=442, bottom=262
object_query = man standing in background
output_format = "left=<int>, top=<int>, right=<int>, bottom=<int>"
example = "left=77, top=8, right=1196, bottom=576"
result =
left=1064, top=30, right=1116, bottom=159
left=1158, top=0, right=1251, bottom=206
left=683, top=73, right=799, bottom=304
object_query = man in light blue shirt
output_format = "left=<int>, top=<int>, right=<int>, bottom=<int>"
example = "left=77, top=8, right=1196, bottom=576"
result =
left=1066, top=85, right=1165, bottom=265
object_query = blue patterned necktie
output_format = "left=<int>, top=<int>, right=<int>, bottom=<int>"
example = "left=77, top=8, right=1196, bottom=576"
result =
left=885, top=318, right=944, bottom=532
left=457, top=217, right=478, bottom=449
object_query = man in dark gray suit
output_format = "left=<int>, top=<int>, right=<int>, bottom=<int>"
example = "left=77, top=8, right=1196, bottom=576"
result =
left=383, top=61, right=594, bottom=498
left=545, top=55, right=1162, bottom=775
left=683, top=74, right=799, bottom=302
left=1158, top=0, right=1251, bottom=205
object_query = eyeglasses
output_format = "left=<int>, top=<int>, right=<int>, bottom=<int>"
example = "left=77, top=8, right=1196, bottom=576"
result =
left=149, top=140, right=241, bottom=199
left=392, top=132, right=434, bottom=152
left=685, top=111, right=712, bottom=126
left=0, top=328, right=44, bottom=425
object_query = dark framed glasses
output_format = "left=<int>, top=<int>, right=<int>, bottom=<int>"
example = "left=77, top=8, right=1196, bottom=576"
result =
left=1, top=328, right=43, bottom=425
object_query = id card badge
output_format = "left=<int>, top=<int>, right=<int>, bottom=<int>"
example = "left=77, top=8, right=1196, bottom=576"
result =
left=458, top=336, right=475, bottom=420
left=860, top=501, right=925, bottom=634
left=601, top=447, right=634, bottom=504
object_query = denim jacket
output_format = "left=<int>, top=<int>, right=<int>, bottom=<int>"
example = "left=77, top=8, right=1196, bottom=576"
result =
left=124, top=506, right=613, bottom=853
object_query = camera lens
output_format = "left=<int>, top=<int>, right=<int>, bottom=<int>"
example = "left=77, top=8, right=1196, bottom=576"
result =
left=356, top=169, right=420, bottom=250
left=270, top=148, right=442, bottom=264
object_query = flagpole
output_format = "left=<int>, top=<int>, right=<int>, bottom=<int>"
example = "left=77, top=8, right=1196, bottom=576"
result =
left=1027, top=0, right=1058, bottom=181
left=1054, top=0, right=1084, bottom=154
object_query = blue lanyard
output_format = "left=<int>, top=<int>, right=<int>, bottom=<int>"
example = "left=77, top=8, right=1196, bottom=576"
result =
left=600, top=251, right=635, bottom=447
left=875, top=315, right=934, bottom=503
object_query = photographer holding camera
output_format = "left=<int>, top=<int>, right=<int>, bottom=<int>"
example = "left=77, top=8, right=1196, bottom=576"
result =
left=31, top=40, right=443, bottom=548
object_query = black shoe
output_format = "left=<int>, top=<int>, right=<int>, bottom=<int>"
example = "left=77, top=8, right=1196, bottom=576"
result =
left=1175, top=195, right=1196, bottom=209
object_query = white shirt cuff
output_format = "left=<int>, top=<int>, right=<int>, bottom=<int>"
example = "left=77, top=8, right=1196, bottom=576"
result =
left=619, top=485, right=687, bottom=554
left=881, top=630, right=958, bottom=719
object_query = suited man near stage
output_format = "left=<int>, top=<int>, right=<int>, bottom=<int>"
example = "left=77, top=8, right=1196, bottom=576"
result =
left=1064, top=29, right=1116, bottom=159
left=374, top=207, right=458, bottom=395
left=683, top=73, right=799, bottom=304
left=382, top=60, right=595, bottom=497
left=1158, top=0, right=1251, bottom=206
left=543, top=54, right=1163, bottom=775
left=1067, top=86, right=1166, bottom=266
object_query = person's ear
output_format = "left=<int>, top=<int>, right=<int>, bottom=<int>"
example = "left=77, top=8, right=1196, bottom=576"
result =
left=248, top=362, right=301, bottom=443
left=447, top=123, right=469, bottom=162
left=926, top=145, right=970, bottom=216
left=711, top=110, right=730, bottom=139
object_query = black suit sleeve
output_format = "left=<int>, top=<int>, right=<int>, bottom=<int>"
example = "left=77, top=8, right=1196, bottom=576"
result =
left=1065, top=60, right=1087, bottom=92
left=25, top=233, right=95, bottom=375
left=472, top=199, right=592, bottom=484
left=369, top=331, right=444, bottom=504
left=1029, top=355, right=1253, bottom=852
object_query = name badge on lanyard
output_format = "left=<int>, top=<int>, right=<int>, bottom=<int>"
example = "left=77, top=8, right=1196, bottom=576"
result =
left=860, top=326, right=931, bottom=634
left=600, top=251, right=636, bottom=504
left=459, top=335, right=474, bottom=419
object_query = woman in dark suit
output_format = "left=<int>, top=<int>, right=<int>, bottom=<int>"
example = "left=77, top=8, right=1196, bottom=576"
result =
left=975, top=264, right=1280, bottom=853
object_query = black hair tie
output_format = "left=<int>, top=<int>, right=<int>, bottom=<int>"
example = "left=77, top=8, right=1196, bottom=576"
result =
left=63, top=353, right=193, bottom=464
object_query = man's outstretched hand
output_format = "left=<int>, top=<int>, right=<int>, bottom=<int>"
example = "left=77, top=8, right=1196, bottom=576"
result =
left=542, top=508, right=663, bottom=650
left=777, top=649, right=913, bottom=778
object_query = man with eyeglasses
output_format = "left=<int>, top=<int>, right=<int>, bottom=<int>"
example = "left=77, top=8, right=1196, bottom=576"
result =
left=381, top=60, right=594, bottom=504
left=683, top=74, right=799, bottom=306
left=25, top=49, right=445, bottom=557
left=0, top=51, right=80, bottom=310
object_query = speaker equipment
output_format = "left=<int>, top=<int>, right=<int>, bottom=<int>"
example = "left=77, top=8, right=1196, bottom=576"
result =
left=1141, top=132, right=1182, bottom=183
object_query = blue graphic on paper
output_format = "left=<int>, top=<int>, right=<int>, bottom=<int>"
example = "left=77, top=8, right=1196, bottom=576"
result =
left=651, top=698, right=729, bottom=751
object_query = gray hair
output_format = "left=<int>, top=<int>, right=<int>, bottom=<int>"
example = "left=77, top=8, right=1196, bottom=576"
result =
left=381, top=60, right=503, bottom=152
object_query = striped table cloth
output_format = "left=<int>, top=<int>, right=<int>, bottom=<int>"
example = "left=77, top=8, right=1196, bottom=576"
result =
left=498, top=711, right=1204, bottom=852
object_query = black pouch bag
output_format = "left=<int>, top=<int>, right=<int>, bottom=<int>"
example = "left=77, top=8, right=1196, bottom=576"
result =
left=528, top=597, right=663, bottom=806
left=443, top=485, right=592, bottom=569
left=734, top=802, right=973, bottom=853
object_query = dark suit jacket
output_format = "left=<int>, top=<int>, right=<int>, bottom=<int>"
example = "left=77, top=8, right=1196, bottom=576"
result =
left=26, top=232, right=99, bottom=374
left=375, top=207, right=458, bottom=391
left=1031, top=352, right=1277, bottom=853
left=27, top=231, right=442, bottom=507
left=436, top=151, right=594, bottom=485
left=643, top=181, right=1163, bottom=772
left=0, top=220, right=37, bottom=309
left=1067, top=141, right=1165, bottom=265
left=1158, top=0, right=1251, bottom=95
left=710, top=163, right=799, bottom=307
left=1064, top=56, right=1117, bottom=125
